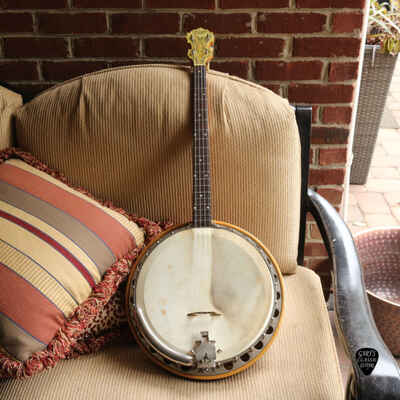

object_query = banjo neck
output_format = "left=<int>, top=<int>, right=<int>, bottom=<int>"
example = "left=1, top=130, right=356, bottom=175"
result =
left=192, top=64, right=211, bottom=227
left=187, top=28, right=215, bottom=228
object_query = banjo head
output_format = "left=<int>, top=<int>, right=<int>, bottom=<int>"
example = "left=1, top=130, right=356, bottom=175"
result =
left=126, top=222, right=284, bottom=380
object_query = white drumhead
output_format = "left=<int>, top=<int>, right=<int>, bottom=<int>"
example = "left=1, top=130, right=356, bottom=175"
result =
left=135, top=226, right=275, bottom=362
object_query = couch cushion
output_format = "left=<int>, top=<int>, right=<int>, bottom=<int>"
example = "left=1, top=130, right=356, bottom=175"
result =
left=0, top=149, right=164, bottom=378
left=14, top=64, right=301, bottom=274
left=0, top=268, right=344, bottom=400
left=0, top=86, right=22, bottom=150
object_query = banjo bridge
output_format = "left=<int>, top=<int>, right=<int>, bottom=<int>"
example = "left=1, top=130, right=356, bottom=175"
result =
left=192, top=331, right=217, bottom=369
left=187, top=311, right=222, bottom=317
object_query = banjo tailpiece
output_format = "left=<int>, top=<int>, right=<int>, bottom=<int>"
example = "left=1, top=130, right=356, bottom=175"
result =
left=192, top=331, right=217, bottom=369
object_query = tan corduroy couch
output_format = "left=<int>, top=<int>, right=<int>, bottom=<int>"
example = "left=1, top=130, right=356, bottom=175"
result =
left=0, top=64, right=383, bottom=400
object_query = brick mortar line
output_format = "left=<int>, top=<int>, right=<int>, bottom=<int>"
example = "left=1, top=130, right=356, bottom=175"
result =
left=0, top=84, right=357, bottom=102
left=1, top=78, right=359, bottom=93
left=313, top=139, right=351, bottom=144
left=310, top=166, right=347, bottom=170
left=286, top=36, right=293, bottom=58
left=320, top=59, right=329, bottom=82
left=312, top=144, right=350, bottom=148
left=1, top=56, right=362, bottom=62
left=0, top=33, right=362, bottom=39
left=304, top=264, right=329, bottom=268
left=311, top=149, right=349, bottom=155
left=250, top=12, right=256, bottom=34
left=0, top=77, right=358, bottom=87
left=2, top=58, right=319, bottom=64
left=0, top=8, right=365, bottom=12
left=311, top=119, right=350, bottom=124
left=178, top=12, right=184, bottom=34
left=0, top=9, right=359, bottom=15
left=36, top=60, right=43, bottom=80
left=67, top=38, right=73, bottom=58
left=313, top=163, right=347, bottom=168
left=0, top=83, right=352, bottom=97
left=306, top=223, right=311, bottom=240
left=317, top=104, right=323, bottom=123
left=256, top=56, right=360, bottom=61
left=303, top=256, right=329, bottom=260
left=248, top=59, right=254, bottom=80
left=300, top=102, right=357, bottom=106
left=326, top=10, right=333, bottom=34
left=139, top=37, right=144, bottom=57
left=312, top=184, right=346, bottom=188
left=0, top=82, right=355, bottom=108
left=307, top=185, right=344, bottom=191
left=310, top=148, right=316, bottom=164
left=105, top=12, right=111, bottom=34
left=258, top=79, right=357, bottom=84
left=32, top=12, right=38, bottom=34
left=312, top=124, right=351, bottom=129
left=255, top=9, right=363, bottom=14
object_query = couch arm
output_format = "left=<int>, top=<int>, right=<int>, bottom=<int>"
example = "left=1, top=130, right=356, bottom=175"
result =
left=0, top=86, right=22, bottom=150
left=307, top=189, right=400, bottom=400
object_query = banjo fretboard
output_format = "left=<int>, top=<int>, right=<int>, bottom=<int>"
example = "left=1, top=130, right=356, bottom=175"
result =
left=192, top=65, right=211, bottom=227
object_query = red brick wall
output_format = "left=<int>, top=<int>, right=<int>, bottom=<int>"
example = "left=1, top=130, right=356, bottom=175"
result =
left=0, top=0, right=367, bottom=286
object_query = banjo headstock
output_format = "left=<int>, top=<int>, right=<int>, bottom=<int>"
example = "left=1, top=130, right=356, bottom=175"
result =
left=186, top=28, right=215, bottom=67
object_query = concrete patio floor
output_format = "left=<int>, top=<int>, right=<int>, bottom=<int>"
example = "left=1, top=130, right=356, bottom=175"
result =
left=348, top=59, right=400, bottom=234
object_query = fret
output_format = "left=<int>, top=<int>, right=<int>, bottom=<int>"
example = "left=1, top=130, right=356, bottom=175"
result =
left=192, top=64, right=211, bottom=227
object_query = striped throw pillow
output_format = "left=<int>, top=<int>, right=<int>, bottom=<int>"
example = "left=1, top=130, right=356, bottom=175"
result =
left=0, top=148, right=163, bottom=378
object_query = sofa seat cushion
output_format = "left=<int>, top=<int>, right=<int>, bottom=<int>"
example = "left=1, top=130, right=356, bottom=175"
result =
left=0, top=267, right=344, bottom=400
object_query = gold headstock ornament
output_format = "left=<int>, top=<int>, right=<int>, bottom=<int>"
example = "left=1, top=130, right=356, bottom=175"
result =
left=186, top=28, right=215, bottom=68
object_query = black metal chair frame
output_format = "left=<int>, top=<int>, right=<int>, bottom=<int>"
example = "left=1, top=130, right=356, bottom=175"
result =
left=294, top=106, right=400, bottom=400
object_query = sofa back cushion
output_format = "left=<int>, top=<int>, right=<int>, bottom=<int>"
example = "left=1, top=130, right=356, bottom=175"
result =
left=0, top=86, right=22, bottom=150
left=14, top=64, right=301, bottom=274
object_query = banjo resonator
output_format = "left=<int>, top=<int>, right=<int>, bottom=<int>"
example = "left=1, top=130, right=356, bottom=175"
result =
left=126, top=28, right=284, bottom=380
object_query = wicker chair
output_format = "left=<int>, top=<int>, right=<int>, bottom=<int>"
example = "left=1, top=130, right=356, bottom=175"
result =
left=0, top=65, right=399, bottom=399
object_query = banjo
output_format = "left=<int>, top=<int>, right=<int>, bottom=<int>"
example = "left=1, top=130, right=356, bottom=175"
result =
left=126, top=28, right=284, bottom=380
